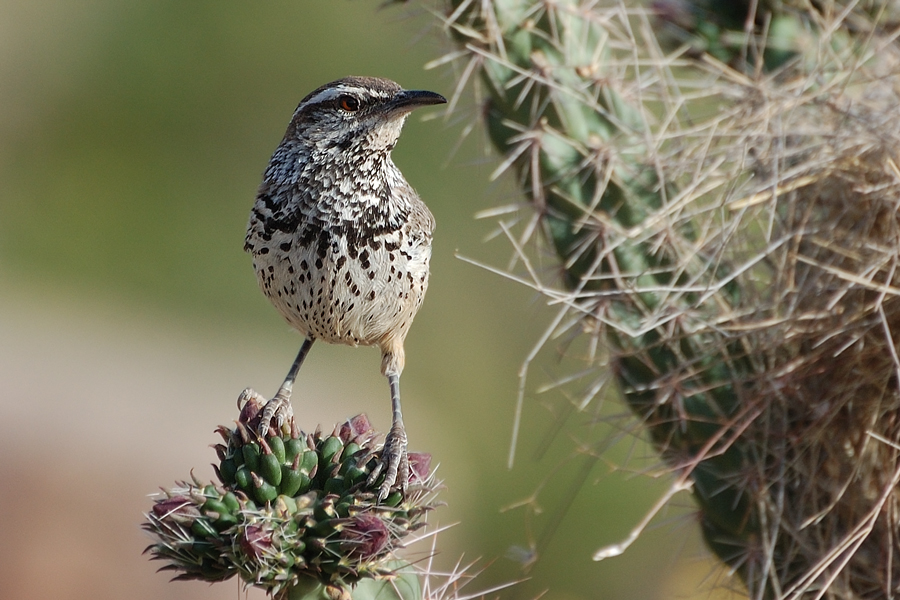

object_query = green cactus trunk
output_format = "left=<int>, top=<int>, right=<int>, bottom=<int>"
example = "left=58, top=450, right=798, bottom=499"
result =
left=426, top=0, right=900, bottom=598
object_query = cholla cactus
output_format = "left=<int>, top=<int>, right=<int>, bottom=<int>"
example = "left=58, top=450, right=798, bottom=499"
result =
left=144, top=392, right=439, bottom=600
left=416, top=0, right=900, bottom=598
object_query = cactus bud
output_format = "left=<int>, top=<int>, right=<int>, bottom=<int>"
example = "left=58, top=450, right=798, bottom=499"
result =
left=145, top=393, right=440, bottom=598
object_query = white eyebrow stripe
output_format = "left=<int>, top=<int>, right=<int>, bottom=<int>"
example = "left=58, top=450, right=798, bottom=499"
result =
left=299, top=84, right=394, bottom=110
left=302, top=87, right=353, bottom=107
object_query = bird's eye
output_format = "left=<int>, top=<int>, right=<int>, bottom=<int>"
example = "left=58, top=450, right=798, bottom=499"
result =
left=338, top=95, right=360, bottom=112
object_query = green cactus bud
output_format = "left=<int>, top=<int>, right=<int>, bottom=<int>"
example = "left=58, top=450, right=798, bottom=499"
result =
left=218, top=458, right=237, bottom=486
left=344, top=466, right=367, bottom=487
left=323, top=476, right=345, bottom=495
left=382, top=491, right=402, bottom=508
left=251, top=472, right=278, bottom=504
left=234, top=465, right=252, bottom=492
left=222, top=491, right=240, bottom=513
left=242, top=443, right=261, bottom=472
left=191, top=517, right=218, bottom=539
left=285, top=437, right=304, bottom=463
left=300, top=450, right=318, bottom=475
left=267, top=435, right=287, bottom=464
left=201, top=497, right=230, bottom=518
left=260, top=451, right=283, bottom=487
left=319, top=436, right=343, bottom=466
left=335, top=502, right=351, bottom=519
left=341, top=442, right=360, bottom=461
left=213, top=511, right=239, bottom=531
left=280, top=466, right=308, bottom=497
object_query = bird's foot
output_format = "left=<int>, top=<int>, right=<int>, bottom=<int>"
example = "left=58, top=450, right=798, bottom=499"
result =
left=237, top=388, right=267, bottom=411
left=255, top=388, right=294, bottom=438
left=368, top=423, right=408, bottom=503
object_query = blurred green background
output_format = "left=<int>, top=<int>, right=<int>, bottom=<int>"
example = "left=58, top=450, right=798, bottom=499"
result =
left=0, top=1, right=727, bottom=599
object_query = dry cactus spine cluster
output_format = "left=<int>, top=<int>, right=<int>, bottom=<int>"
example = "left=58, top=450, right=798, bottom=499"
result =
left=144, top=392, right=441, bottom=600
left=411, top=0, right=900, bottom=598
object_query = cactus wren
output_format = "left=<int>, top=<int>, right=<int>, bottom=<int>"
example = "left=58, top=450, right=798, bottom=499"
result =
left=244, top=76, right=445, bottom=501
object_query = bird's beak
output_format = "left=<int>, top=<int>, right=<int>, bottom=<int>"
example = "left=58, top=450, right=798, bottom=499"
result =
left=384, top=90, right=447, bottom=115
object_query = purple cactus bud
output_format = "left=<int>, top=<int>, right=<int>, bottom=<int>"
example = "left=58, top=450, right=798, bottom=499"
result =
left=151, top=496, right=201, bottom=524
left=407, top=453, right=431, bottom=483
left=239, top=524, right=273, bottom=561
left=340, top=513, right=390, bottom=559
left=339, top=414, right=373, bottom=442
left=239, top=395, right=262, bottom=427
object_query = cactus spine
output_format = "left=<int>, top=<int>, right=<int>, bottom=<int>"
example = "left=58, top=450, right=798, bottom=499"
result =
left=428, top=1, right=900, bottom=598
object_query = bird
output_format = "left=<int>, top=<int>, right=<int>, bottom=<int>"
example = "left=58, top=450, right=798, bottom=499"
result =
left=243, top=76, right=446, bottom=501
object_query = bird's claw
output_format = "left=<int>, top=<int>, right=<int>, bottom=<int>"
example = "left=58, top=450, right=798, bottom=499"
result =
left=369, top=424, right=408, bottom=503
left=237, top=388, right=267, bottom=410
left=257, top=390, right=293, bottom=438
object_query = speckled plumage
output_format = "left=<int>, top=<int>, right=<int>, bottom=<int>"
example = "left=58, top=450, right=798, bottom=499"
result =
left=243, top=76, right=445, bottom=501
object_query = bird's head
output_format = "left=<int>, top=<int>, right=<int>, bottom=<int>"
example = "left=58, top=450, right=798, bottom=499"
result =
left=285, top=76, right=446, bottom=158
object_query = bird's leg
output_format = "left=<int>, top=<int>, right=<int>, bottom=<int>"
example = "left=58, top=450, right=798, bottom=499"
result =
left=259, top=337, right=315, bottom=437
left=368, top=372, right=409, bottom=502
